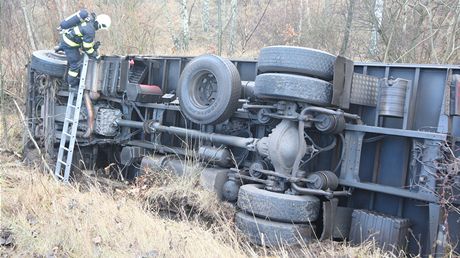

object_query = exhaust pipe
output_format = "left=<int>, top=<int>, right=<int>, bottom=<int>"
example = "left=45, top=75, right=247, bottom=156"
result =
left=82, top=91, right=94, bottom=138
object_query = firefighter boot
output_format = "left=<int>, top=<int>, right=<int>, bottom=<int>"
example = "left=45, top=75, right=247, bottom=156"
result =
left=68, top=76, right=80, bottom=92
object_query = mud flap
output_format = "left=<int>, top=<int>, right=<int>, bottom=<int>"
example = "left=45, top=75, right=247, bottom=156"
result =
left=331, top=56, right=354, bottom=109
left=332, top=206, right=354, bottom=239
left=320, top=198, right=338, bottom=240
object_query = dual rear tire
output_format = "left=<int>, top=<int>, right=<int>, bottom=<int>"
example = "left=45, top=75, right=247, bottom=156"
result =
left=236, top=47, right=336, bottom=246
left=235, top=184, right=320, bottom=247
left=254, top=46, right=336, bottom=106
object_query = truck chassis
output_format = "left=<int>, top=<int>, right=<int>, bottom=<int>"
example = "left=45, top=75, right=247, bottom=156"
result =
left=26, top=47, right=460, bottom=256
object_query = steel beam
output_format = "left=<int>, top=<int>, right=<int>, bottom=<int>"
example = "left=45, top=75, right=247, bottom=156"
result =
left=339, top=179, right=438, bottom=203
left=345, top=124, right=447, bottom=141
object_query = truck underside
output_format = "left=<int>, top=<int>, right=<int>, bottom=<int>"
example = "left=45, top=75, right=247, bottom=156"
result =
left=26, top=47, right=460, bottom=256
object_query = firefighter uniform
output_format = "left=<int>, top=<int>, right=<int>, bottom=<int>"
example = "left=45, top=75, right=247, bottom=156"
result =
left=60, top=21, right=99, bottom=88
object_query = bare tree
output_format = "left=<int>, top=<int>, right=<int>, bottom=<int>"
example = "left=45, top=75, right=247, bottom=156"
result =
left=180, top=0, right=190, bottom=50
left=0, top=0, right=6, bottom=148
left=370, top=0, right=384, bottom=56
left=53, top=0, right=64, bottom=20
left=202, top=0, right=210, bottom=32
left=163, top=1, right=181, bottom=51
left=382, top=0, right=406, bottom=63
left=217, top=0, right=223, bottom=55
left=340, top=0, right=355, bottom=56
left=239, top=0, right=272, bottom=53
left=442, top=0, right=460, bottom=63
left=298, top=0, right=304, bottom=44
left=20, top=0, right=37, bottom=50
left=228, top=0, right=238, bottom=55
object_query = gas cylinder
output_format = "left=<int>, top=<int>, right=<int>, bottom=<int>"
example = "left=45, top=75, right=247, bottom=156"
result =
left=59, top=9, right=92, bottom=30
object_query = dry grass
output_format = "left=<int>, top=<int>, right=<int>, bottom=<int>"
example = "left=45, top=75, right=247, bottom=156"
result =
left=0, top=155, right=251, bottom=257
left=0, top=151, right=411, bottom=258
left=0, top=112, right=24, bottom=153
left=137, top=160, right=236, bottom=225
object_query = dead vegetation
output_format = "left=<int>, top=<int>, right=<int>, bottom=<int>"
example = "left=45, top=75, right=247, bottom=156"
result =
left=136, top=166, right=236, bottom=226
left=0, top=151, right=412, bottom=258
left=0, top=154, right=250, bottom=258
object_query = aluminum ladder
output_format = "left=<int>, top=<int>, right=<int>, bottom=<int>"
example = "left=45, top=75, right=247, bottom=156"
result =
left=54, top=55, right=89, bottom=182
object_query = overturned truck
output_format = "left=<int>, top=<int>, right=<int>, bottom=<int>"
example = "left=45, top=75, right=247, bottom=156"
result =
left=26, top=46, right=460, bottom=255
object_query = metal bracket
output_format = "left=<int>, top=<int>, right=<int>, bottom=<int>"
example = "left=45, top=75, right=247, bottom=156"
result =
left=451, top=74, right=460, bottom=116
left=437, top=70, right=454, bottom=134
left=332, top=56, right=354, bottom=109
left=339, top=131, right=365, bottom=181
left=320, top=198, right=339, bottom=240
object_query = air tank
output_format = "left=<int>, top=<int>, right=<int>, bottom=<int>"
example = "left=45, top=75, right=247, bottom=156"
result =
left=378, top=78, right=409, bottom=117
left=59, top=9, right=92, bottom=30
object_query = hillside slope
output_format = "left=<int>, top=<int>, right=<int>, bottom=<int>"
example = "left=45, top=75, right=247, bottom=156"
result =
left=0, top=153, right=404, bottom=257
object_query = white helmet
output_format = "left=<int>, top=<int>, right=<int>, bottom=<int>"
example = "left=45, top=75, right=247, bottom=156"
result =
left=96, top=14, right=111, bottom=30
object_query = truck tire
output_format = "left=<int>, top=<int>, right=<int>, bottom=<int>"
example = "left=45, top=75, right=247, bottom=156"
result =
left=257, top=46, right=336, bottom=81
left=30, top=50, right=67, bottom=78
left=235, top=212, right=314, bottom=247
left=254, top=73, right=332, bottom=106
left=237, top=184, right=320, bottom=223
left=178, top=55, right=241, bottom=125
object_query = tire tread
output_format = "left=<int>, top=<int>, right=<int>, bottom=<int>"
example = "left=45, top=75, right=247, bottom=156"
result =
left=30, top=50, right=67, bottom=78
left=257, top=46, right=336, bottom=81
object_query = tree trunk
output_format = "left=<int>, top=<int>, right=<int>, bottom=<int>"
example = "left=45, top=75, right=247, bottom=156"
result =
left=442, top=0, right=460, bottom=63
left=217, top=0, right=223, bottom=55
left=370, top=0, right=384, bottom=56
left=0, top=1, right=9, bottom=147
left=0, top=46, right=6, bottom=149
left=21, top=0, right=37, bottom=51
left=228, top=0, right=238, bottom=55
left=298, top=0, right=304, bottom=44
left=180, top=0, right=190, bottom=50
left=305, top=0, right=310, bottom=30
left=340, top=0, right=355, bottom=56
left=163, top=0, right=180, bottom=51
left=54, top=0, right=63, bottom=20
left=202, top=0, right=210, bottom=32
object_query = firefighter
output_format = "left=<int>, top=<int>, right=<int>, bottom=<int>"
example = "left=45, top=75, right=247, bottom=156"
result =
left=59, top=13, right=111, bottom=90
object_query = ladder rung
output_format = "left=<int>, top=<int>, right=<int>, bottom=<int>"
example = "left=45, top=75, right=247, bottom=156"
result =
left=55, top=55, right=88, bottom=183
left=62, top=133, right=74, bottom=139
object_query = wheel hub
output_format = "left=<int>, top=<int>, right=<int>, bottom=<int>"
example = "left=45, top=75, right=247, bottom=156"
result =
left=194, top=73, right=217, bottom=106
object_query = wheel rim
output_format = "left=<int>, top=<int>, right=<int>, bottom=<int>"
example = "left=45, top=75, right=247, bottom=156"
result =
left=189, top=70, right=218, bottom=108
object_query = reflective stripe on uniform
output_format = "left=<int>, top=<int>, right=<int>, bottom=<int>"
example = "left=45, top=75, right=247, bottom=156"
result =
left=68, top=70, right=79, bottom=77
left=86, top=48, right=95, bottom=54
left=63, top=34, right=80, bottom=47
left=83, top=41, right=94, bottom=48
left=74, top=26, right=82, bottom=36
